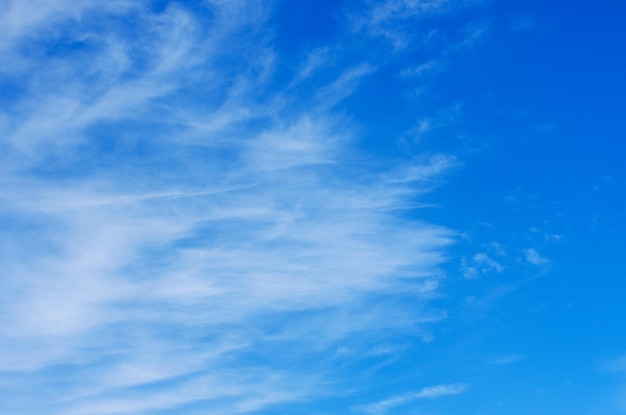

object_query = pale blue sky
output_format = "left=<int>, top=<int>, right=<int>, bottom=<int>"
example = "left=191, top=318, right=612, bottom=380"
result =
left=0, top=1, right=625, bottom=414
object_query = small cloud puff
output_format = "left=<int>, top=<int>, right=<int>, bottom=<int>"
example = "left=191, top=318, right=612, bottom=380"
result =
left=525, top=248, right=549, bottom=265
left=461, top=252, right=503, bottom=279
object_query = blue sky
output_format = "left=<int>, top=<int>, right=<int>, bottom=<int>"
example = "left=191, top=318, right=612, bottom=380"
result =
left=0, top=0, right=625, bottom=414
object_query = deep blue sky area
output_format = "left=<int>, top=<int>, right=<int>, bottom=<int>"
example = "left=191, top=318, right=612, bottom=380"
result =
left=0, top=1, right=624, bottom=414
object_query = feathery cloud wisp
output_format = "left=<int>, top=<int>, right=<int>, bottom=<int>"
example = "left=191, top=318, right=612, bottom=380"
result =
left=357, top=383, right=468, bottom=414
left=0, top=1, right=474, bottom=413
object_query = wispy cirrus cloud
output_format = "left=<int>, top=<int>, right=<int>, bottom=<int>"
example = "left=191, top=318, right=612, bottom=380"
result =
left=357, top=383, right=468, bottom=414
left=351, top=0, right=488, bottom=50
left=0, top=1, right=475, bottom=414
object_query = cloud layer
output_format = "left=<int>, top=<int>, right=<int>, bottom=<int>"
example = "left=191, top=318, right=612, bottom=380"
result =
left=0, top=1, right=469, bottom=414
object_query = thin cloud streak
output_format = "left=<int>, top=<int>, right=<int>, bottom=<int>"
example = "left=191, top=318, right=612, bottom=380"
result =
left=357, top=383, right=468, bottom=414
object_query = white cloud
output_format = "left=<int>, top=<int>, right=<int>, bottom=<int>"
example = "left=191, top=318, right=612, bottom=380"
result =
left=545, top=233, right=563, bottom=243
left=461, top=251, right=503, bottom=279
left=358, top=383, right=467, bottom=414
left=473, top=253, right=504, bottom=272
left=0, top=1, right=478, bottom=413
left=400, top=59, right=443, bottom=77
left=525, top=248, right=549, bottom=265
left=0, top=0, right=138, bottom=51
left=352, top=0, right=487, bottom=51
left=489, top=241, right=506, bottom=256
